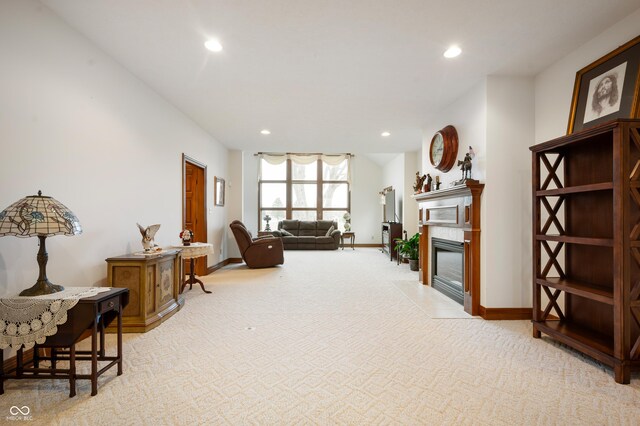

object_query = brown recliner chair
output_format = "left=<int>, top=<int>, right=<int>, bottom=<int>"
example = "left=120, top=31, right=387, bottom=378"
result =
left=229, top=220, right=284, bottom=268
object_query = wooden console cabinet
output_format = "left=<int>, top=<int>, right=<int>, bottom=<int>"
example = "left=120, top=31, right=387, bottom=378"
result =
left=530, top=119, right=640, bottom=383
left=106, top=250, right=184, bottom=333
left=382, top=222, right=402, bottom=260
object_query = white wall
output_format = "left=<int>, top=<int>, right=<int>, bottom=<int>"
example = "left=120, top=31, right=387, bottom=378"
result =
left=402, top=151, right=419, bottom=237
left=535, top=8, right=640, bottom=143
left=382, top=154, right=405, bottom=224
left=241, top=152, right=259, bottom=234
left=0, top=0, right=229, bottom=297
left=226, top=150, right=243, bottom=258
left=351, top=155, right=384, bottom=243
left=484, top=76, right=534, bottom=307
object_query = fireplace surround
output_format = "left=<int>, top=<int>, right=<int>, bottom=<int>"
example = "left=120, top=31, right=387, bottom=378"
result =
left=414, top=180, right=484, bottom=315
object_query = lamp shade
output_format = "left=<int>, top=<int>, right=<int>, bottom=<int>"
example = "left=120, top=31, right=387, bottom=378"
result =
left=0, top=191, right=82, bottom=237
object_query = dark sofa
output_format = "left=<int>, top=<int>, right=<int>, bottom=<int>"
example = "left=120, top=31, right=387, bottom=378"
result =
left=272, top=220, right=341, bottom=250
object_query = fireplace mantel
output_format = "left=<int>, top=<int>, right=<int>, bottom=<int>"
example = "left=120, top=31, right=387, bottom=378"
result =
left=413, top=180, right=484, bottom=315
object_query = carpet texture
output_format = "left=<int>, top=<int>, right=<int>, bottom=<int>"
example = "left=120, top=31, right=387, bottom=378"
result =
left=1, top=248, right=639, bottom=425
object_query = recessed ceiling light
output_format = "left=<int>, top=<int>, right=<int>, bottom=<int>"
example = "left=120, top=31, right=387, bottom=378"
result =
left=260, top=129, right=271, bottom=135
left=444, top=45, right=461, bottom=58
left=381, top=132, right=391, bottom=137
left=204, top=39, right=223, bottom=52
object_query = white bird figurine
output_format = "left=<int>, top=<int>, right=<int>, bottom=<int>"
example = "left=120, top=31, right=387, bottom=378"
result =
left=137, top=223, right=161, bottom=252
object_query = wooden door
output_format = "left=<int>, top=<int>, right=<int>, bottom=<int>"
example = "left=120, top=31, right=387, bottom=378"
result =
left=183, top=157, right=208, bottom=276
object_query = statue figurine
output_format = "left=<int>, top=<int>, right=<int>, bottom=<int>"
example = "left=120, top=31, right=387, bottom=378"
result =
left=424, top=174, right=433, bottom=192
left=137, top=223, right=161, bottom=252
left=413, top=172, right=427, bottom=193
left=457, top=153, right=472, bottom=181
left=435, top=175, right=441, bottom=190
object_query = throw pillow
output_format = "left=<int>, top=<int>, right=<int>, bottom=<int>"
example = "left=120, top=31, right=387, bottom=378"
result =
left=281, top=229, right=293, bottom=237
left=325, top=225, right=335, bottom=237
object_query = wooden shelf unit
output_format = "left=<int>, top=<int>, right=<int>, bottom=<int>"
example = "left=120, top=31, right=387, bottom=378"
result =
left=530, top=119, right=640, bottom=384
left=381, top=222, right=402, bottom=260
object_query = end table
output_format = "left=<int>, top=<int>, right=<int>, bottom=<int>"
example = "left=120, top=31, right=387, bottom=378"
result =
left=173, top=242, right=214, bottom=294
left=341, top=232, right=355, bottom=250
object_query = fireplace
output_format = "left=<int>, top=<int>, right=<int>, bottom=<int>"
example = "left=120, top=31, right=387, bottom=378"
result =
left=431, top=238, right=464, bottom=305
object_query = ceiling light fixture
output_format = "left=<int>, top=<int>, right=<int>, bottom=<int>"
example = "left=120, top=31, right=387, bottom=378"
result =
left=444, top=45, right=461, bottom=58
left=204, top=39, right=223, bottom=52
left=260, top=129, right=271, bottom=135
left=381, top=132, right=391, bottom=137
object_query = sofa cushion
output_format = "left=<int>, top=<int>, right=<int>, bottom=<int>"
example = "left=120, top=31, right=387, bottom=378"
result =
left=280, top=220, right=300, bottom=235
left=325, top=225, right=335, bottom=237
left=315, top=236, right=335, bottom=244
left=316, top=220, right=335, bottom=236
left=298, top=221, right=317, bottom=236
left=297, top=236, right=317, bottom=244
left=280, top=229, right=293, bottom=237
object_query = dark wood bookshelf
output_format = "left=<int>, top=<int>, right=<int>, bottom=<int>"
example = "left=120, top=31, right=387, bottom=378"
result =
left=530, top=119, right=640, bottom=384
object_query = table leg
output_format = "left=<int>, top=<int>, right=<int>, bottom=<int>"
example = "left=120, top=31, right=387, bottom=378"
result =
left=117, top=303, right=123, bottom=376
left=181, top=258, right=212, bottom=294
left=91, top=320, right=98, bottom=396
left=352, top=235, right=355, bottom=250
left=0, top=348, right=4, bottom=395
left=16, top=349, right=23, bottom=379
left=51, top=348, right=57, bottom=370
left=69, top=344, right=76, bottom=398
left=341, top=236, right=344, bottom=250
left=33, top=344, right=39, bottom=374
left=99, top=316, right=105, bottom=358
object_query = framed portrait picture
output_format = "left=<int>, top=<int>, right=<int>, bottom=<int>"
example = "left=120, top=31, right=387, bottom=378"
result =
left=214, top=176, right=225, bottom=206
left=567, top=35, right=640, bottom=134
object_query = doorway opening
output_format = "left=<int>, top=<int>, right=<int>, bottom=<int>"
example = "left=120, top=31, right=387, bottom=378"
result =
left=182, top=154, right=208, bottom=276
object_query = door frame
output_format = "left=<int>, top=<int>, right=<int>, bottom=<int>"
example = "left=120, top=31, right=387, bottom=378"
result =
left=182, top=153, right=208, bottom=244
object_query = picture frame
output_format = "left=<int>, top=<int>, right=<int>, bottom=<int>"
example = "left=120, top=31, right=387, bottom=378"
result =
left=567, top=35, right=640, bottom=134
left=214, top=176, right=225, bottom=206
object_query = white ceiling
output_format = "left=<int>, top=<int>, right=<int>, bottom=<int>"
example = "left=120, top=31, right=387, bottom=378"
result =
left=43, top=0, right=640, bottom=154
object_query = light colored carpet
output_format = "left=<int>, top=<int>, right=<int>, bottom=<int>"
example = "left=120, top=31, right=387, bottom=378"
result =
left=2, top=248, right=639, bottom=425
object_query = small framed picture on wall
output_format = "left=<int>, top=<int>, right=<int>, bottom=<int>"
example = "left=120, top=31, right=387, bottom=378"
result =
left=215, top=176, right=225, bottom=206
left=567, top=35, right=640, bottom=134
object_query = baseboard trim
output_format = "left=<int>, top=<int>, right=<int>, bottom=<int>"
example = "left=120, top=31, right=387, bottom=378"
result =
left=206, top=257, right=243, bottom=274
left=479, top=306, right=532, bottom=320
left=351, top=243, right=384, bottom=248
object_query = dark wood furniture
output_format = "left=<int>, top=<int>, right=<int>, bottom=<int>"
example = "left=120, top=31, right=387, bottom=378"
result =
left=0, top=288, right=129, bottom=397
left=414, top=180, right=484, bottom=315
left=381, top=222, right=402, bottom=260
left=106, top=250, right=184, bottom=333
left=530, top=119, right=640, bottom=384
left=341, top=232, right=355, bottom=250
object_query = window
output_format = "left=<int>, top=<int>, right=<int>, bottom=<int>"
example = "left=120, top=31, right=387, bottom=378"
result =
left=259, top=155, right=350, bottom=230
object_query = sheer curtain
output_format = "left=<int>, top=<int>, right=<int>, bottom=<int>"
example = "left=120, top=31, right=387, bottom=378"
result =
left=259, top=153, right=351, bottom=183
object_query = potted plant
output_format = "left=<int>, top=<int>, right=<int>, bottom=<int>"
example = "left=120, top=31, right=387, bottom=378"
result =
left=394, top=232, right=420, bottom=271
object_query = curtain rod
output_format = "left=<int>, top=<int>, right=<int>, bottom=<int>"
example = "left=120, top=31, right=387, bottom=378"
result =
left=254, top=152, right=354, bottom=157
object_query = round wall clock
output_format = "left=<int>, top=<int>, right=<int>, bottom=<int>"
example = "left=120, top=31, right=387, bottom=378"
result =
left=429, top=125, right=458, bottom=172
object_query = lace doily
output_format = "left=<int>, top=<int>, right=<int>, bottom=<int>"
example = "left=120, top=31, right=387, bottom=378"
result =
left=171, top=242, right=213, bottom=260
left=0, top=287, right=111, bottom=351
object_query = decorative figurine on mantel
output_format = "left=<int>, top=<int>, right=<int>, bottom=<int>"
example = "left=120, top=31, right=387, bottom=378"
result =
left=180, top=229, right=193, bottom=246
left=137, top=223, right=161, bottom=252
left=263, top=214, right=272, bottom=231
left=454, top=146, right=476, bottom=185
left=424, top=174, right=433, bottom=192
left=413, top=172, right=427, bottom=194
left=435, top=175, right=441, bottom=190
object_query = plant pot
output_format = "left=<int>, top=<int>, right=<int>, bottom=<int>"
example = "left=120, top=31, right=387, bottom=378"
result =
left=409, top=259, right=419, bottom=271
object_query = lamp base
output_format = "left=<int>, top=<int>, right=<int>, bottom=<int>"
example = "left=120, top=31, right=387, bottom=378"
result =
left=19, top=279, right=64, bottom=296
